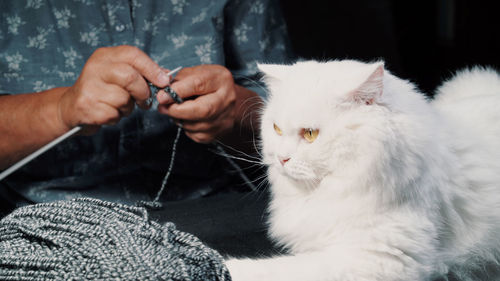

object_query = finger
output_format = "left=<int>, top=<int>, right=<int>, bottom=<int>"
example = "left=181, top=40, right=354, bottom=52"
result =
left=118, top=98, right=135, bottom=117
left=185, top=114, right=236, bottom=136
left=108, top=45, right=171, bottom=87
left=157, top=99, right=212, bottom=121
left=100, top=63, right=151, bottom=107
left=169, top=66, right=227, bottom=101
left=161, top=90, right=232, bottom=121
left=178, top=120, right=215, bottom=132
left=96, top=83, right=135, bottom=111
left=157, top=89, right=174, bottom=105
left=184, top=130, right=218, bottom=144
left=80, top=102, right=122, bottom=126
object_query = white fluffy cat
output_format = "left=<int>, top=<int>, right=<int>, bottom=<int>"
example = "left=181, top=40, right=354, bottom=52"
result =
left=226, top=60, right=500, bottom=281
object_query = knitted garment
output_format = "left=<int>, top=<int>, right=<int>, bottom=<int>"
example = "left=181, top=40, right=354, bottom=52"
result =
left=0, top=198, right=231, bottom=281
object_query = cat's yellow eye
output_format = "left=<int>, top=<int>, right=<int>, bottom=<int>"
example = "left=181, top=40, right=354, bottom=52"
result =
left=303, top=128, right=319, bottom=143
left=273, top=123, right=283, bottom=136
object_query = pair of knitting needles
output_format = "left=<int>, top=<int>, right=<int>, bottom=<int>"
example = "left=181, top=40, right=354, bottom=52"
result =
left=0, top=67, right=182, bottom=181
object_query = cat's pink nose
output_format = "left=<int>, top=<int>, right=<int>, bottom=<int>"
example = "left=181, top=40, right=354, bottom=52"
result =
left=279, top=157, right=290, bottom=166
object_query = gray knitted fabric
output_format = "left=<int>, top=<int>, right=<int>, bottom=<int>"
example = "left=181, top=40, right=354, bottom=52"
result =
left=0, top=198, right=231, bottom=281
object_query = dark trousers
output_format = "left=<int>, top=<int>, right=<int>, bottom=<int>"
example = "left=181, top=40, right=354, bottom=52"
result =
left=0, top=182, right=30, bottom=217
left=150, top=190, right=280, bottom=258
left=1, top=185, right=279, bottom=258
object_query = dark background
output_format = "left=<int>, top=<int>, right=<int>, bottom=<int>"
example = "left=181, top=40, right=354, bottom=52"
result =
left=279, top=0, right=500, bottom=96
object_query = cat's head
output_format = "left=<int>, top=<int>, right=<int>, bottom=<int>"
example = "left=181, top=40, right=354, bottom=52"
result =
left=259, top=60, right=390, bottom=188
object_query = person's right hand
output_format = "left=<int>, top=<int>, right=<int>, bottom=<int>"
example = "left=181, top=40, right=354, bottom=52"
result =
left=57, top=45, right=171, bottom=134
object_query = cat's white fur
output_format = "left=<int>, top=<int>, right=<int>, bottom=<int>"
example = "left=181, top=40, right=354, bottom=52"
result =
left=226, top=60, right=500, bottom=281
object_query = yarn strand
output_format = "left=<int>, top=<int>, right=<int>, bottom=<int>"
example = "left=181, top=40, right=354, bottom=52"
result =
left=155, top=126, right=182, bottom=202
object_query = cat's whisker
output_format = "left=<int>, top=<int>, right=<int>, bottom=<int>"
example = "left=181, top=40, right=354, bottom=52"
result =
left=249, top=173, right=269, bottom=189
left=254, top=173, right=269, bottom=184
left=221, top=152, right=263, bottom=166
left=232, top=74, right=270, bottom=96
left=237, top=97, right=266, bottom=160
left=239, top=96, right=265, bottom=111
left=213, top=141, right=263, bottom=162
left=253, top=176, right=270, bottom=192
left=219, top=154, right=262, bottom=165
left=211, top=148, right=263, bottom=165
left=243, top=132, right=264, bottom=161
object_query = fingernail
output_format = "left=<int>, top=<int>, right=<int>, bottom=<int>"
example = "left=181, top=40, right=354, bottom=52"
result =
left=158, top=72, right=171, bottom=85
left=157, top=91, right=173, bottom=104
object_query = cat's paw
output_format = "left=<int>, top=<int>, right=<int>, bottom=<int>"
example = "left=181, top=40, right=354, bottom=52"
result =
left=225, top=258, right=248, bottom=281
left=225, top=258, right=270, bottom=281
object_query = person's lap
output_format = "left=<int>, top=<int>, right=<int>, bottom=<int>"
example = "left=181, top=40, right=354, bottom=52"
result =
left=149, top=190, right=281, bottom=258
left=0, top=183, right=280, bottom=258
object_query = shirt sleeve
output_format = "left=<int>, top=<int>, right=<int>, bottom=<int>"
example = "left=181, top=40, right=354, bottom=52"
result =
left=223, top=0, right=295, bottom=98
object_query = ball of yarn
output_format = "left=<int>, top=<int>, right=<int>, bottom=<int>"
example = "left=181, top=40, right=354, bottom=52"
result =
left=0, top=198, right=231, bottom=281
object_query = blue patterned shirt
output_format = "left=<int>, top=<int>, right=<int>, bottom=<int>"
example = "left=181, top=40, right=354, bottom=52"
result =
left=0, top=0, right=294, bottom=205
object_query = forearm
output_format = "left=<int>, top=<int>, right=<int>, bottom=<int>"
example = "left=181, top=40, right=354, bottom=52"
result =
left=0, top=87, right=69, bottom=169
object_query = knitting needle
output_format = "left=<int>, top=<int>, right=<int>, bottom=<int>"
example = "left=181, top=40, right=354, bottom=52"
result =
left=0, top=67, right=182, bottom=181
left=0, top=126, right=82, bottom=181
left=147, top=66, right=183, bottom=105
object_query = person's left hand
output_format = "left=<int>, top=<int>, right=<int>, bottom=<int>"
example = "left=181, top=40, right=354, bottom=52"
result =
left=157, top=65, right=240, bottom=143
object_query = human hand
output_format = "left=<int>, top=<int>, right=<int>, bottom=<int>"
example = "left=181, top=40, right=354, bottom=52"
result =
left=57, top=45, right=171, bottom=134
left=156, top=65, right=240, bottom=143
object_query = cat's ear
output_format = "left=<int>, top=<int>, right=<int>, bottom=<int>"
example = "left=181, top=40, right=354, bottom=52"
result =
left=257, top=63, right=288, bottom=82
left=349, top=62, right=384, bottom=105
